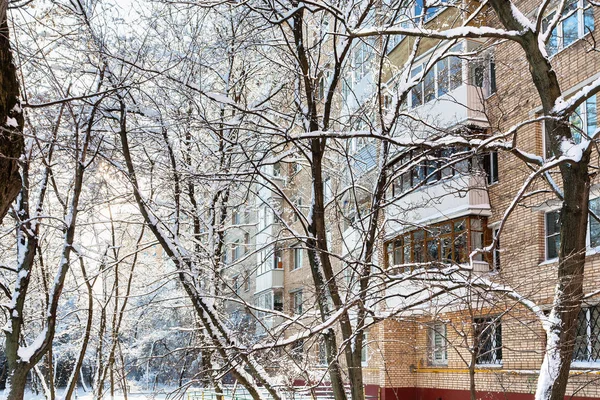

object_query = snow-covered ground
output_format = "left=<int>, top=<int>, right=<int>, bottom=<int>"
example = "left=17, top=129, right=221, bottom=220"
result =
left=1, top=389, right=178, bottom=400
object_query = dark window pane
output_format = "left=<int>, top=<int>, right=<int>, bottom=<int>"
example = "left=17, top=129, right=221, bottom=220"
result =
left=590, top=198, right=600, bottom=247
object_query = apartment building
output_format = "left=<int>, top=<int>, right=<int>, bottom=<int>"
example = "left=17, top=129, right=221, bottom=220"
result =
left=222, top=0, right=600, bottom=398
left=363, top=0, right=600, bottom=399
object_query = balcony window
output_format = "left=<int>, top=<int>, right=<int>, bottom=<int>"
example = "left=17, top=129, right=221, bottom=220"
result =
left=391, top=147, right=470, bottom=196
left=474, top=317, right=502, bottom=365
left=543, top=0, right=594, bottom=56
left=480, top=151, right=499, bottom=185
left=273, top=248, right=283, bottom=269
left=573, top=305, right=600, bottom=364
left=471, top=56, right=497, bottom=97
left=274, top=291, right=283, bottom=312
left=385, top=216, right=484, bottom=270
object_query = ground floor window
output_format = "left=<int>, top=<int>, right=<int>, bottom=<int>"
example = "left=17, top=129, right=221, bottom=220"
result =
left=429, top=322, right=448, bottom=365
left=573, top=305, right=600, bottom=363
left=474, top=317, right=502, bottom=365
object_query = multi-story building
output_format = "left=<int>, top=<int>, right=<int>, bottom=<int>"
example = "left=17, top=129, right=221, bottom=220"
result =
left=222, top=0, right=600, bottom=399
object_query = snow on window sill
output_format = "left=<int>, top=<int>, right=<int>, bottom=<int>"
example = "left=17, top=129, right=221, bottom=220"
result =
left=475, top=363, right=503, bottom=368
left=540, top=247, right=600, bottom=267
left=571, top=361, right=600, bottom=369
left=539, top=257, right=558, bottom=266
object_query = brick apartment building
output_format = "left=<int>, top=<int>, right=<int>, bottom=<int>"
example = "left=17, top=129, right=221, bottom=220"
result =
left=222, top=0, right=600, bottom=399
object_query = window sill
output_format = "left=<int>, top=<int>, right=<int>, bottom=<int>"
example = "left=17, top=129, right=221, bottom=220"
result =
left=540, top=247, right=600, bottom=266
left=475, top=363, right=503, bottom=368
left=571, top=361, right=600, bottom=369
left=548, top=30, right=594, bottom=60
left=539, top=257, right=558, bottom=266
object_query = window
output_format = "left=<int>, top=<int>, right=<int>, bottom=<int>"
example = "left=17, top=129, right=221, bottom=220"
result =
left=324, top=177, right=333, bottom=204
left=545, top=199, right=600, bottom=258
left=292, top=339, right=304, bottom=362
left=232, top=209, right=241, bottom=225
left=474, top=317, right=502, bottom=365
left=291, top=290, right=303, bottom=315
left=385, top=216, right=482, bottom=269
left=429, top=322, right=448, bottom=365
left=274, top=291, right=283, bottom=311
left=273, top=162, right=281, bottom=177
left=569, top=95, right=597, bottom=145
left=361, top=332, right=369, bottom=364
left=492, top=228, right=501, bottom=270
left=244, top=232, right=250, bottom=250
left=231, top=240, right=243, bottom=261
left=293, top=247, right=303, bottom=270
left=273, top=248, right=283, bottom=269
left=544, top=95, right=598, bottom=158
left=545, top=210, right=561, bottom=260
left=590, top=198, right=600, bottom=248
left=548, top=95, right=597, bottom=158
left=318, top=338, right=328, bottom=365
left=411, top=46, right=464, bottom=106
left=543, top=0, right=594, bottom=56
left=244, top=271, right=250, bottom=292
left=293, top=197, right=302, bottom=222
left=481, top=151, right=499, bottom=185
left=471, top=56, right=496, bottom=96
left=232, top=276, right=239, bottom=294
left=391, top=147, right=470, bottom=196
left=573, top=305, right=600, bottom=363
left=414, top=0, right=443, bottom=22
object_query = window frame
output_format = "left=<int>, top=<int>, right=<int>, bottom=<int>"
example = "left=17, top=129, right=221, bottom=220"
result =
left=474, top=316, right=503, bottom=366
left=385, top=216, right=489, bottom=270
left=573, top=304, right=600, bottom=365
left=429, top=322, right=448, bottom=365
left=543, top=0, right=595, bottom=57
left=293, top=246, right=304, bottom=270
left=290, top=289, right=303, bottom=315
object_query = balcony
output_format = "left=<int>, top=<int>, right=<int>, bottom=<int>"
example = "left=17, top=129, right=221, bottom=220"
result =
left=255, top=267, right=284, bottom=293
left=409, top=84, right=489, bottom=129
left=386, top=174, right=491, bottom=236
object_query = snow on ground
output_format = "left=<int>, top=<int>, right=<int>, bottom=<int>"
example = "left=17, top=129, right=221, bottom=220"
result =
left=1, top=388, right=177, bottom=400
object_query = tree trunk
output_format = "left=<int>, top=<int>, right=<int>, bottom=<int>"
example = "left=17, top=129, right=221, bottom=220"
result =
left=6, top=367, right=28, bottom=400
left=0, top=0, right=24, bottom=223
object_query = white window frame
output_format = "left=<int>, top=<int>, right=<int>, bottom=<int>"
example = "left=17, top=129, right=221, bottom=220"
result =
left=408, top=44, right=463, bottom=109
left=544, top=0, right=594, bottom=56
left=291, top=289, right=303, bottom=315
left=293, top=247, right=304, bottom=270
left=429, top=322, right=448, bottom=365
left=545, top=210, right=561, bottom=261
